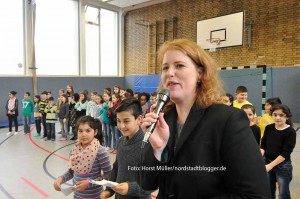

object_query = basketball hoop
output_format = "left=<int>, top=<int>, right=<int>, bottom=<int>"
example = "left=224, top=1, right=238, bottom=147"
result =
left=206, top=38, right=221, bottom=52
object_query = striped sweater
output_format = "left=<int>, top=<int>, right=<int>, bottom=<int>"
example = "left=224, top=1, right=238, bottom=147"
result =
left=60, top=146, right=112, bottom=199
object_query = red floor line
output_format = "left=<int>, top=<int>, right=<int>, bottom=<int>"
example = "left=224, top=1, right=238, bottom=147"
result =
left=20, top=177, right=49, bottom=198
left=28, top=127, right=69, bottom=162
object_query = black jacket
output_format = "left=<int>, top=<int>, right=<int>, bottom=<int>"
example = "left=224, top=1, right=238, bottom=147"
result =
left=141, top=104, right=271, bottom=199
left=5, top=98, right=19, bottom=116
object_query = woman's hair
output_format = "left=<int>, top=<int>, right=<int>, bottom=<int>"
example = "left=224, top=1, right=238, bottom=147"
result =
left=61, top=94, right=68, bottom=104
left=34, top=95, right=41, bottom=104
left=157, top=39, right=224, bottom=109
left=79, top=92, right=87, bottom=103
left=241, top=104, right=256, bottom=115
left=271, top=104, right=293, bottom=126
left=266, top=97, right=282, bottom=107
left=76, top=116, right=103, bottom=145
left=115, top=97, right=142, bottom=119
left=9, top=91, right=17, bottom=96
left=225, top=93, right=234, bottom=106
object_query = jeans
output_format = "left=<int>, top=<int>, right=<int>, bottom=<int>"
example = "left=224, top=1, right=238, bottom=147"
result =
left=111, top=125, right=121, bottom=149
left=46, top=123, right=55, bottom=139
left=103, top=122, right=112, bottom=148
left=8, top=114, right=18, bottom=132
left=23, top=116, right=31, bottom=133
left=35, top=118, right=41, bottom=133
left=267, top=160, right=293, bottom=199
left=59, top=118, right=69, bottom=138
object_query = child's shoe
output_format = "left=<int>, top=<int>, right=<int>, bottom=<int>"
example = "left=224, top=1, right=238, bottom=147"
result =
left=34, top=133, right=41, bottom=137
left=6, top=132, right=13, bottom=136
left=59, top=137, right=67, bottom=141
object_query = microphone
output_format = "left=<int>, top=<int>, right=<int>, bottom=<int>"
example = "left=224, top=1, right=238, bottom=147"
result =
left=142, top=89, right=170, bottom=147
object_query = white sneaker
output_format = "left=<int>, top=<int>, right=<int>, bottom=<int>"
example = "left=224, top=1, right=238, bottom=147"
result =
left=14, top=131, right=18, bottom=135
left=7, top=132, right=13, bottom=136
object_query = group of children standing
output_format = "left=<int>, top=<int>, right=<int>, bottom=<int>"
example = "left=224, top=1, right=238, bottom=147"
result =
left=54, top=98, right=152, bottom=199
left=222, top=85, right=296, bottom=198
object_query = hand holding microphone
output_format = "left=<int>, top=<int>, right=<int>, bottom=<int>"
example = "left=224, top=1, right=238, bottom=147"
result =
left=141, top=89, right=170, bottom=151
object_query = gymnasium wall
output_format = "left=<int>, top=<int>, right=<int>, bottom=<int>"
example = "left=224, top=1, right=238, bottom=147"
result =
left=123, top=0, right=299, bottom=75
left=0, top=77, right=124, bottom=125
left=124, top=66, right=300, bottom=122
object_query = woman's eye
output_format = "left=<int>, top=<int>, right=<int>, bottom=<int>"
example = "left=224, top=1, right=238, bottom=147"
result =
left=162, top=66, right=169, bottom=71
left=175, top=64, right=184, bottom=68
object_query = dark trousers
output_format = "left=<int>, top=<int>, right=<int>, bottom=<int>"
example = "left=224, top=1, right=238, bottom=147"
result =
left=46, top=123, right=55, bottom=139
left=7, top=114, right=18, bottom=132
left=35, top=118, right=42, bottom=133
left=41, top=115, right=47, bottom=137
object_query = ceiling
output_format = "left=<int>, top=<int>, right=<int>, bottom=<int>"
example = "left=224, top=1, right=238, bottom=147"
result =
left=102, top=0, right=162, bottom=8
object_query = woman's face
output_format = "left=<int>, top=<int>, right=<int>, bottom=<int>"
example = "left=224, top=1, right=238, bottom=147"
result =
left=161, top=50, right=201, bottom=104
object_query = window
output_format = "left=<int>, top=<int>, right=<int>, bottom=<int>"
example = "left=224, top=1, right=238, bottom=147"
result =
left=100, top=9, right=118, bottom=76
left=85, top=6, right=118, bottom=76
left=0, top=0, right=24, bottom=75
left=35, top=0, right=79, bottom=75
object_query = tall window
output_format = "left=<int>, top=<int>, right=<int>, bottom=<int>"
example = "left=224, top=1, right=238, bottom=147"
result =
left=85, top=6, right=118, bottom=76
left=0, top=0, right=24, bottom=75
left=35, top=0, right=79, bottom=75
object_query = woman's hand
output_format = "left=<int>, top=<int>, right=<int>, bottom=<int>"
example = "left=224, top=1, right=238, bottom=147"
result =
left=100, top=191, right=111, bottom=199
left=112, top=182, right=128, bottom=195
left=75, top=179, right=89, bottom=191
left=53, top=178, right=62, bottom=191
left=141, top=104, right=170, bottom=160
left=63, top=118, right=67, bottom=123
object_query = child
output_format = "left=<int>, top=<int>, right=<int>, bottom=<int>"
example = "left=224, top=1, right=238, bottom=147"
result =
left=39, top=91, right=48, bottom=139
left=100, top=92, right=112, bottom=149
left=108, top=93, right=122, bottom=153
left=21, top=92, right=34, bottom=135
left=56, top=89, right=65, bottom=134
left=113, top=85, right=121, bottom=94
left=260, top=104, right=296, bottom=199
left=241, top=104, right=261, bottom=145
left=69, top=93, right=80, bottom=140
left=138, top=92, right=150, bottom=116
left=66, top=84, right=75, bottom=104
left=5, top=91, right=19, bottom=135
left=54, top=116, right=112, bottom=199
left=233, top=86, right=253, bottom=109
left=149, top=92, right=157, bottom=106
left=100, top=98, right=152, bottom=199
left=44, top=97, right=57, bottom=141
left=86, top=91, right=97, bottom=117
left=222, top=93, right=234, bottom=106
left=33, top=95, right=42, bottom=137
left=258, top=97, right=282, bottom=139
left=58, top=94, right=69, bottom=141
